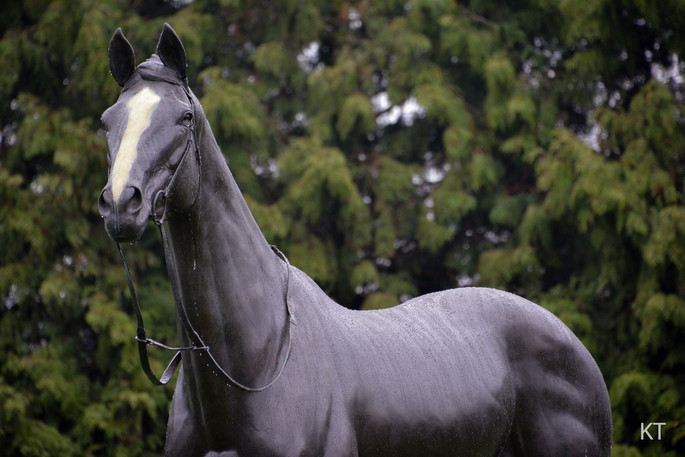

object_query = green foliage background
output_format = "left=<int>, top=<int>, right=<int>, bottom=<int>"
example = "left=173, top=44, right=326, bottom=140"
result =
left=1, top=0, right=684, bottom=455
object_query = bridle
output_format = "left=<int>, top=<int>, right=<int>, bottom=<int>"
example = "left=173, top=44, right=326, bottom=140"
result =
left=114, top=84, right=293, bottom=392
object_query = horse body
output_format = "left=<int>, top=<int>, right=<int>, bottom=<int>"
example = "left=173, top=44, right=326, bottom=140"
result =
left=98, top=25, right=612, bottom=457
left=165, top=260, right=609, bottom=457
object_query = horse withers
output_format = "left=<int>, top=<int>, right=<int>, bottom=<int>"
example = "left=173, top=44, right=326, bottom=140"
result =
left=98, top=24, right=612, bottom=457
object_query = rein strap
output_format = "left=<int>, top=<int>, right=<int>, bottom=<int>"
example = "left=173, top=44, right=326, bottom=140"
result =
left=117, top=239, right=293, bottom=390
left=117, top=242, right=202, bottom=386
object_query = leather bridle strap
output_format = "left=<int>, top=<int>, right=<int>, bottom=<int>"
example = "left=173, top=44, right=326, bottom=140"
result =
left=117, top=242, right=205, bottom=385
left=116, top=237, right=293, bottom=390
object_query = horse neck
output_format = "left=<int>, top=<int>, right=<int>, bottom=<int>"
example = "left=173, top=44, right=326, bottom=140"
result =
left=164, top=115, right=288, bottom=386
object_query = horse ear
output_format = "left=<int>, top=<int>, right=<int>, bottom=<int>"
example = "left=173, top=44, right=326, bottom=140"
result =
left=157, top=23, right=187, bottom=83
left=109, top=28, right=136, bottom=87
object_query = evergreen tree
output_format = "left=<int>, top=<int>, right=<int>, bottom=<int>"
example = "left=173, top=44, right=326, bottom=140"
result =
left=1, top=1, right=683, bottom=455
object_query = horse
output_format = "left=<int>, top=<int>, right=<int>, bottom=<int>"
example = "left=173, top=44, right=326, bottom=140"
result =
left=98, top=24, right=612, bottom=457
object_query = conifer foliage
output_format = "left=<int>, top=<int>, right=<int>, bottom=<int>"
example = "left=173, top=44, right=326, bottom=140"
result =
left=1, top=1, right=684, bottom=455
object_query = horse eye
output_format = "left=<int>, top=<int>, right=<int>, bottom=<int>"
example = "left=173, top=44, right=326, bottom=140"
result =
left=182, top=112, right=193, bottom=124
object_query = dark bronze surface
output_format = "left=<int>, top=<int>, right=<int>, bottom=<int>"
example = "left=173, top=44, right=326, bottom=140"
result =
left=99, top=24, right=612, bottom=457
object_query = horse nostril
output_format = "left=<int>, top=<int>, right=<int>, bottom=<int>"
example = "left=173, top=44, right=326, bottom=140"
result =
left=99, top=185, right=143, bottom=219
left=128, top=186, right=143, bottom=213
left=118, top=185, right=144, bottom=214
left=98, top=188, right=112, bottom=217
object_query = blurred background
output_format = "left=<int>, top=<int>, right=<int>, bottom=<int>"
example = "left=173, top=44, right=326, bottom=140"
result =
left=1, top=0, right=684, bottom=455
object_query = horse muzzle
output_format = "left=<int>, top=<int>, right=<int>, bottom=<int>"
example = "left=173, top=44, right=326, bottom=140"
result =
left=98, top=184, right=149, bottom=242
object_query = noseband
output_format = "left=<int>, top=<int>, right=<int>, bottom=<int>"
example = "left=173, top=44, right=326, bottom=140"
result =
left=114, top=84, right=293, bottom=391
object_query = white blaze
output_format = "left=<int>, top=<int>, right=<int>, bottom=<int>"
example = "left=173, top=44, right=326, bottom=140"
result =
left=111, top=86, right=161, bottom=202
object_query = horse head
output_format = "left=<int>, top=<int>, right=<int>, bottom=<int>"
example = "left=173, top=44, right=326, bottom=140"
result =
left=98, top=24, right=200, bottom=242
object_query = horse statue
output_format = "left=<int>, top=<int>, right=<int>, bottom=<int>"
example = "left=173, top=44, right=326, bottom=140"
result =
left=98, top=24, right=612, bottom=457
